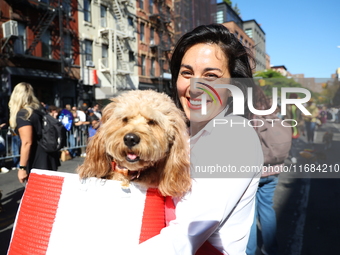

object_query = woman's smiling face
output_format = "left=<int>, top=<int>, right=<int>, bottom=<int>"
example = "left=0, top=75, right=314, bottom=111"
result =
left=177, top=43, right=231, bottom=131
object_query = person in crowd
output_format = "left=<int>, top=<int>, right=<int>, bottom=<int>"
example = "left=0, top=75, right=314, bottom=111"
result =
left=303, top=99, right=319, bottom=145
left=286, top=93, right=304, bottom=164
left=47, top=105, right=59, bottom=119
left=318, top=105, right=327, bottom=126
left=76, top=105, right=90, bottom=157
left=68, top=110, right=84, bottom=158
left=77, top=105, right=88, bottom=123
left=88, top=115, right=100, bottom=139
left=130, top=24, right=262, bottom=255
left=8, top=82, right=60, bottom=184
left=65, top=104, right=72, bottom=111
left=92, top=103, right=102, bottom=120
left=246, top=86, right=282, bottom=255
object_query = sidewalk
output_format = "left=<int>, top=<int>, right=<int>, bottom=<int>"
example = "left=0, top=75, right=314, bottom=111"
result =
left=58, top=156, right=85, bottom=174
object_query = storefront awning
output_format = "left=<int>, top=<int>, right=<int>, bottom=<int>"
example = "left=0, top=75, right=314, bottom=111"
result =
left=5, top=67, right=63, bottom=79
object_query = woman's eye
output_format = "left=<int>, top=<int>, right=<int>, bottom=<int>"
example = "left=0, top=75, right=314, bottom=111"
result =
left=180, top=71, right=192, bottom=77
left=204, top=74, right=219, bottom=81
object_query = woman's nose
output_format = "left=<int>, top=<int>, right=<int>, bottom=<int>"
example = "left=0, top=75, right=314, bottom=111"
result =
left=189, top=87, right=204, bottom=99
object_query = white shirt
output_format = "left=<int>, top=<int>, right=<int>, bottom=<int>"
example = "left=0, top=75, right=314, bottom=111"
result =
left=129, top=112, right=263, bottom=255
left=77, top=110, right=86, bottom=122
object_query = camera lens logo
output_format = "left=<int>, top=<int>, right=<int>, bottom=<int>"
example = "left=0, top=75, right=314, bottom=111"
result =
left=196, top=82, right=222, bottom=115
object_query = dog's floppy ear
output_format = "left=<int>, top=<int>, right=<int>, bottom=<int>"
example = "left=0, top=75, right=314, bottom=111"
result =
left=77, top=101, right=116, bottom=179
left=158, top=110, right=191, bottom=198
left=77, top=128, right=112, bottom=179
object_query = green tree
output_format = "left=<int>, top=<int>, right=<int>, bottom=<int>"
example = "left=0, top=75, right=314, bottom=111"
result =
left=254, top=70, right=305, bottom=98
left=223, top=0, right=232, bottom=6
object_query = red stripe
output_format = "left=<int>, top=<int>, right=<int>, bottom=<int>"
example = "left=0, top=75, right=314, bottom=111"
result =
left=139, top=188, right=166, bottom=243
left=8, top=173, right=64, bottom=255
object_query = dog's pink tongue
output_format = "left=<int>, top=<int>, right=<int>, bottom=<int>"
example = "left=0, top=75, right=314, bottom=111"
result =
left=127, top=153, right=137, bottom=160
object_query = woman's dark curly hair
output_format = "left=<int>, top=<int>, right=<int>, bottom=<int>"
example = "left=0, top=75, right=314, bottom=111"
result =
left=170, top=23, right=256, bottom=119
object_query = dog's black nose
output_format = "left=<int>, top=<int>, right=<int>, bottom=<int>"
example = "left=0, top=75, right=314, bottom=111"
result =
left=124, top=133, right=140, bottom=147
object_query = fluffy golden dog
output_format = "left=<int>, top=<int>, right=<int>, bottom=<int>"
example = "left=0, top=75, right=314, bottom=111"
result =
left=77, top=90, right=191, bottom=197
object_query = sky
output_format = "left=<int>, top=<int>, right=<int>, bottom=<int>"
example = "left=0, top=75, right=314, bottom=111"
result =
left=232, top=0, right=340, bottom=78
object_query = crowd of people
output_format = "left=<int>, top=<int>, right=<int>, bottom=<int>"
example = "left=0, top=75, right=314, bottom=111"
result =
left=0, top=84, right=102, bottom=176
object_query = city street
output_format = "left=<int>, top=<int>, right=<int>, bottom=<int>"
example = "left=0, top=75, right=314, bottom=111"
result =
left=0, top=121, right=340, bottom=255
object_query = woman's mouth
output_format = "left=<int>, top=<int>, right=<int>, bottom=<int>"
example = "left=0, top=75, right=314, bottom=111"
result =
left=187, top=98, right=211, bottom=110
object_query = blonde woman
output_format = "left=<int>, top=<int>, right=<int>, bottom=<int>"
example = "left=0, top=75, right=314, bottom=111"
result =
left=8, top=82, right=60, bottom=183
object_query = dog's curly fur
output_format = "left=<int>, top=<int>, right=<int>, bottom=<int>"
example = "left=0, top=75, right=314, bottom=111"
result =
left=77, top=90, right=191, bottom=197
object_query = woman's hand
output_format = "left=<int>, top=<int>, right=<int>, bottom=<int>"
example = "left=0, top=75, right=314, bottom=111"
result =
left=18, top=169, right=28, bottom=183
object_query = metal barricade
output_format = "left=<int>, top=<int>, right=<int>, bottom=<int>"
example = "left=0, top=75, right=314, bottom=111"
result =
left=0, top=125, right=89, bottom=162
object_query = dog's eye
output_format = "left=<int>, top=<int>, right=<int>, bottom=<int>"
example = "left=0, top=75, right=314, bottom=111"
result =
left=148, top=120, right=157, bottom=125
left=122, top=117, right=128, bottom=123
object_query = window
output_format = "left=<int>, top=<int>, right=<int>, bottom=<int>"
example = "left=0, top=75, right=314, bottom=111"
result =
left=240, top=36, right=243, bottom=44
left=216, top=10, right=223, bottom=24
left=159, top=30, right=163, bottom=42
left=149, top=0, right=153, bottom=13
left=139, top=0, right=144, bottom=9
left=64, top=34, right=72, bottom=59
left=102, top=44, right=108, bottom=67
left=128, top=17, right=134, bottom=27
left=129, top=51, right=134, bottom=62
left=245, top=28, right=252, bottom=38
left=140, top=23, right=145, bottom=42
left=41, top=30, right=51, bottom=58
left=150, top=57, right=155, bottom=76
left=234, top=31, right=239, bottom=39
left=15, top=22, right=26, bottom=54
left=100, top=5, right=107, bottom=27
left=150, top=27, right=154, bottom=44
left=64, top=0, right=71, bottom=16
left=141, top=54, right=146, bottom=75
left=84, top=0, right=91, bottom=22
left=85, top=39, right=93, bottom=61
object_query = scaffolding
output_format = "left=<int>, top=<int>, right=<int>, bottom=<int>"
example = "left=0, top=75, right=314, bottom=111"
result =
left=97, top=0, right=135, bottom=95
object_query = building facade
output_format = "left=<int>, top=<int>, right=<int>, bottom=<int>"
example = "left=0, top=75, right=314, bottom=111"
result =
left=174, top=0, right=216, bottom=42
left=136, top=0, right=173, bottom=94
left=79, top=0, right=138, bottom=104
left=0, top=0, right=80, bottom=112
left=243, top=19, right=266, bottom=72
left=216, top=2, right=267, bottom=73
left=222, top=21, right=255, bottom=68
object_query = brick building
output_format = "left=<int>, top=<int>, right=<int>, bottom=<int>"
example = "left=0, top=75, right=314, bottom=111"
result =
left=0, top=0, right=81, bottom=113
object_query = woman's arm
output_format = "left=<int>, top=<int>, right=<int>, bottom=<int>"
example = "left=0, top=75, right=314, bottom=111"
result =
left=17, top=125, right=33, bottom=183
left=129, top=116, right=263, bottom=255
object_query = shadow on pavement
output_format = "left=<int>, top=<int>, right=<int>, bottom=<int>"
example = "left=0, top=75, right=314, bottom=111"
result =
left=0, top=187, right=25, bottom=254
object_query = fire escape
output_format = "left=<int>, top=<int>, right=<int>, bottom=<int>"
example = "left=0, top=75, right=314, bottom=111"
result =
left=149, top=0, right=173, bottom=93
left=98, top=0, right=134, bottom=95
left=1, top=0, right=76, bottom=78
